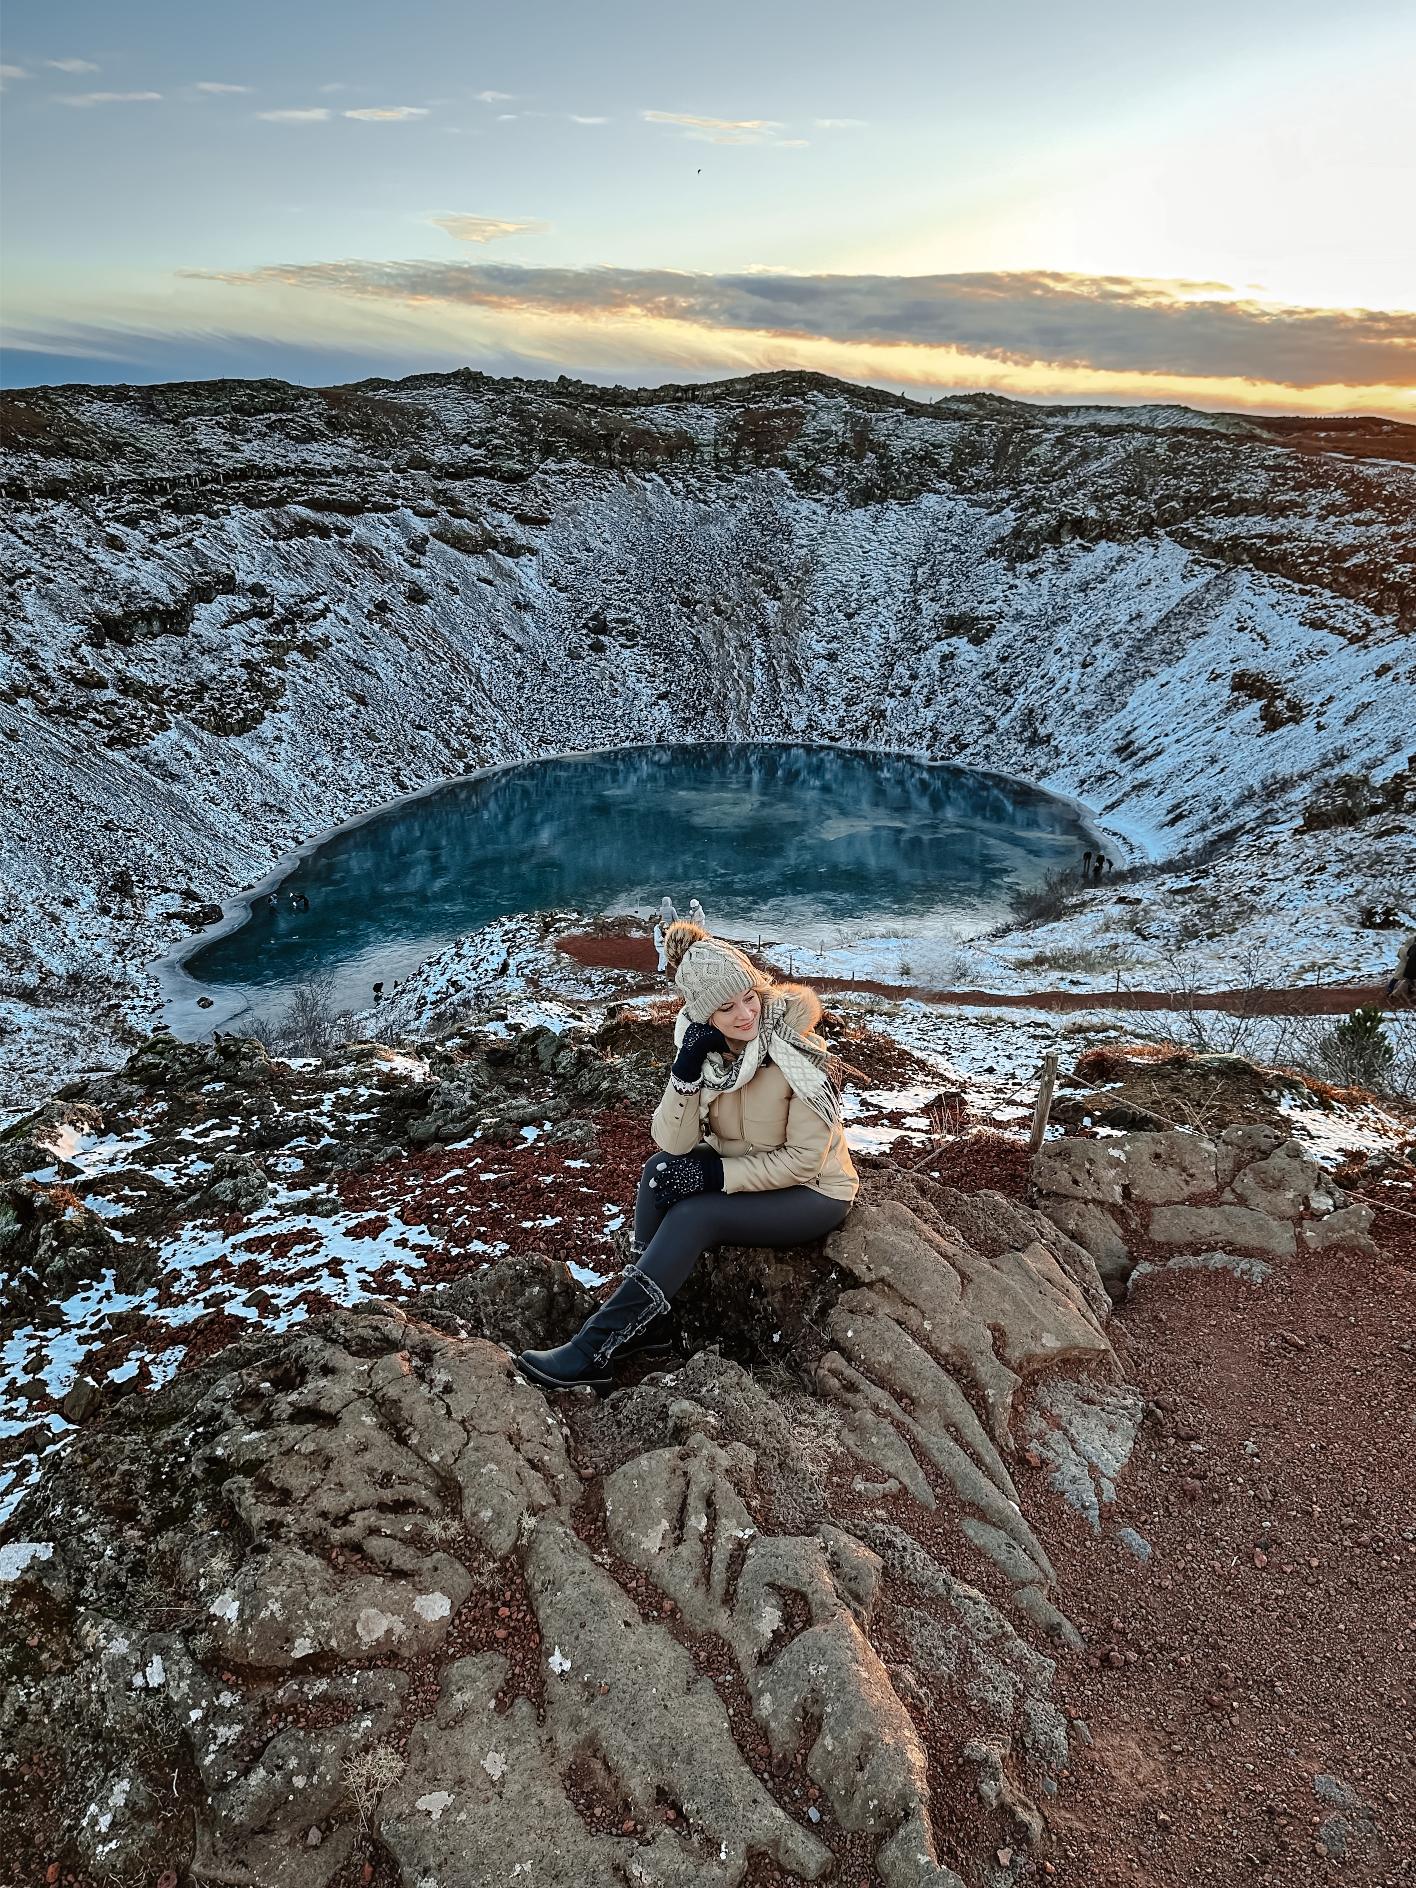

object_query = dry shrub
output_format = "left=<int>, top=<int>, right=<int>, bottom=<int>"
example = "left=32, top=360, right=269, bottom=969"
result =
left=342, top=1743, right=406, bottom=1831
left=1007, top=869, right=1082, bottom=927
left=245, top=972, right=359, bottom=1059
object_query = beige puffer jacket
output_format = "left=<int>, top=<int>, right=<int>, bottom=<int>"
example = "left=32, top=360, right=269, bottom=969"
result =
left=650, top=983, right=859, bottom=1203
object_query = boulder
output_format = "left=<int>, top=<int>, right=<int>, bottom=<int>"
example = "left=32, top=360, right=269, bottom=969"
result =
left=1214, top=1121, right=1287, bottom=1186
left=61, top=1374, right=101, bottom=1423
left=1037, top=1198, right=1132, bottom=1293
left=923, top=1182, right=1111, bottom=1322
left=1301, top=1204, right=1378, bottom=1255
left=0, top=1178, right=137, bottom=1310
left=1225, top=1143, right=1331, bottom=1220
left=1147, top=1203, right=1297, bottom=1259
left=1030, top=1116, right=1381, bottom=1285
left=1116, top=1130, right=1219, bottom=1205
left=0, top=1099, right=104, bottom=1181
left=415, top=1250, right=595, bottom=1355
left=192, top=1149, right=271, bottom=1215
left=1023, top=1376, right=1146, bottom=1534
left=1031, top=1139, right=1127, bottom=1206
left=583, top=1349, right=829, bottom=1534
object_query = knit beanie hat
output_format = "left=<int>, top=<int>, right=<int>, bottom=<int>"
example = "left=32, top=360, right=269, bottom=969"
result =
left=666, top=920, right=760, bottom=1023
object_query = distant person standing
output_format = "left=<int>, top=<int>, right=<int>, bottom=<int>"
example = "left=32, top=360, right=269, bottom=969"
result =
left=1388, top=934, right=1415, bottom=1005
left=687, top=897, right=707, bottom=926
left=653, top=921, right=669, bottom=972
left=659, top=894, right=678, bottom=928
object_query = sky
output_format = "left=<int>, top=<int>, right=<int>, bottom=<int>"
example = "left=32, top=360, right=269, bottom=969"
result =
left=2, top=0, right=1414, bottom=416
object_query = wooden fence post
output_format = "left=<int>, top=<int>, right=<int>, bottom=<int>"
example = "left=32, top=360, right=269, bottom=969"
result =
left=1029, top=1051, right=1060, bottom=1156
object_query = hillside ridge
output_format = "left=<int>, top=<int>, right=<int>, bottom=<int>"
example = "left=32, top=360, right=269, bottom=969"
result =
left=1, top=370, right=1412, bottom=1107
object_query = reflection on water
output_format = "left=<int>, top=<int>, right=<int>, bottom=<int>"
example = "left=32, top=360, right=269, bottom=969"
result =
left=181, top=743, right=1093, bottom=1013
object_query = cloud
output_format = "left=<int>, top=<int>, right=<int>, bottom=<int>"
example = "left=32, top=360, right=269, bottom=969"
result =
left=474, top=89, right=514, bottom=102
left=813, top=117, right=865, bottom=128
left=568, top=114, right=608, bottom=125
left=0, top=316, right=589, bottom=392
left=431, top=213, right=550, bottom=244
left=255, top=107, right=332, bottom=122
left=342, top=105, right=430, bottom=121
left=195, top=81, right=251, bottom=94
left=55, top=90, right=162, bottom=107
left=0, top=64, right=29, bottom=83
left=642, top=108, right=785, bottom=145
left=182, top=259, right=1416, bottom=390
left=643, top=109, right=781, bottom=132
left=45, top=58, right=100, bottom=73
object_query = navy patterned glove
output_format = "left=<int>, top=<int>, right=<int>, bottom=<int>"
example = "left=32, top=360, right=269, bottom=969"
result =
left=646, top=1149, right=725, bottom=1205
left=671, top=1021, right=729, bottom=1087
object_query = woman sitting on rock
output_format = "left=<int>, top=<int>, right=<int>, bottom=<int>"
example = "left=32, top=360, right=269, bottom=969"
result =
left=515, top=921, right=859, bottom=1390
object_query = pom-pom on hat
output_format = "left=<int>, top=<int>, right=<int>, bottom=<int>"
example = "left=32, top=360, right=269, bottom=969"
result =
left=664, top=920, right=760, bottom=1023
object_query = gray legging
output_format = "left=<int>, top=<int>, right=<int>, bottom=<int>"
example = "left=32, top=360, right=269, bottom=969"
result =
left=632, top=1151, right=851, bottom=1298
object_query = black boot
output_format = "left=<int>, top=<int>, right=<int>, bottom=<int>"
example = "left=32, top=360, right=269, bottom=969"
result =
left=606, top=1239, right=677, bottom=1363
left=515, top=1264, right=673, bottom=1392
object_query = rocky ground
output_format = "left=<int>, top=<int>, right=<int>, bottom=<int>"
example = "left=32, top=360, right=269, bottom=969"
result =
left=2, top=366, right=1413, bottom=1883
left=1, top=969, right=1412, bottom=1888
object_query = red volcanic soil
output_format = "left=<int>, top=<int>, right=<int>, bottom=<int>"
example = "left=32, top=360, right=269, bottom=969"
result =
left=1033, top=1168, right=1416, bottom=1888
left=561, top=930, right=664, bottom=973
left=554, top=931, right=1387, bottom=1018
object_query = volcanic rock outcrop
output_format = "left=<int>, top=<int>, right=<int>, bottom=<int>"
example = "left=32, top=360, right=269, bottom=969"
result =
left=1034, top=1122, right=1376, bottom=1298
left=0, top=1094, right=1376, bottom=1887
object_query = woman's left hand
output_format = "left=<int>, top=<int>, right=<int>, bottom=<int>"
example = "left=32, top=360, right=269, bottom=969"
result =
left=646, top=1149, right=724, bottom=1204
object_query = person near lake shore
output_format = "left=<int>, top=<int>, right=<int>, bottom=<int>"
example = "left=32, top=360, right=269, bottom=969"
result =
left=515, top=920, right=859, bottom=1391
left=652, top=894, right=682, bottom=971
left=687, top=896, right=707, bottom=925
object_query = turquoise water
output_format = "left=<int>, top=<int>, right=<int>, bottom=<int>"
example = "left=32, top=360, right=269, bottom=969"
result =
left=179, top=743, right=1094, bottom=1015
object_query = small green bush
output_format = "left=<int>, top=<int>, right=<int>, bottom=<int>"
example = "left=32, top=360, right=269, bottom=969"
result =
left=1310, top=1005, right=1394, bottom=1089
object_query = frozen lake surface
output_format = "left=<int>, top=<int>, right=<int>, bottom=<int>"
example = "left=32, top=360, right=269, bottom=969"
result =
left=173, top=742, right=1096, bottom=1023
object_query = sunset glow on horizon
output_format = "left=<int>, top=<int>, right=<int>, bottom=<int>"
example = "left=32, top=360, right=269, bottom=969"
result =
left=2, top=0, right=1413, bottom=417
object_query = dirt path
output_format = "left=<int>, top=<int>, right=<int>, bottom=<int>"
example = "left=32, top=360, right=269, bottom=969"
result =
left=1037, top=1164, right=1416, bottom=1886
left=555, top=932, right=1389, bottom=1018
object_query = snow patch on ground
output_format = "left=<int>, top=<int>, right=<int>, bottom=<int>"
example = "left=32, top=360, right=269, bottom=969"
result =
left=1, top=377, right=1410, bottom=1107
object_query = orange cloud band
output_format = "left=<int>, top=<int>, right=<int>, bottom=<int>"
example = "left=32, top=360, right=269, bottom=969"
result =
left=183, top=261, right=1416, bottom=395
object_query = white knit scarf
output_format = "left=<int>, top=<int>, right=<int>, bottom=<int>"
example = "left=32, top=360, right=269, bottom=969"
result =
left=671, top=993, right=843, bottom=1130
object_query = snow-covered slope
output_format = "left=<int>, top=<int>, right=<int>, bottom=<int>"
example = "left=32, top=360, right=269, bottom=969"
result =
left=1, top=369, right=1412, bottom=1107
